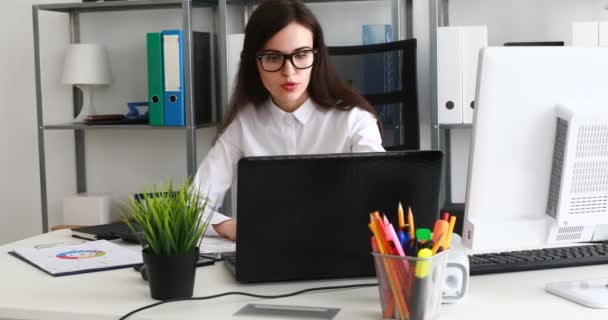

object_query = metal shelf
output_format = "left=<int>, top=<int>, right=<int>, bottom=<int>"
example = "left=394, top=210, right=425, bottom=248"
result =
left=37, top=0, right=215, bottom=13
left=43, top=122, right=218, bottom=130
left=32, top=0, right=225, bottom=233
left=439, top=123, right=473, bottom=129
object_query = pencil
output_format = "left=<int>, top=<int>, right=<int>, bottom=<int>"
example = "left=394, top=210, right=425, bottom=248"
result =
left=407, top=206, right=415, bottom=241
left=398, top=202, right=405, bottom=230
left=445, top=216, right=457, bottom=249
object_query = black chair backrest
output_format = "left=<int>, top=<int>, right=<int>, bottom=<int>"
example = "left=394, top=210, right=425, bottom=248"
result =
left=328, top=39, right=419, bottom=150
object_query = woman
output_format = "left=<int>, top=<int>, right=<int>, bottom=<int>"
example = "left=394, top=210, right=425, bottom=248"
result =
left=195, top=0, right=384, bottom=240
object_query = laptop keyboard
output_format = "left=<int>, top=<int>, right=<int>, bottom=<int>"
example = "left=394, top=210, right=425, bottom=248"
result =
left=469, top=242, right=608, bottom=275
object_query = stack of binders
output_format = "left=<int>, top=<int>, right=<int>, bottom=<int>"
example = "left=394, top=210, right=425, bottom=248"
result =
left=146, top=30, right=212, bottom=126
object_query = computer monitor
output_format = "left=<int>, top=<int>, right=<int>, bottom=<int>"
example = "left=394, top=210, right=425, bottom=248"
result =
left=463, top=47, right=608, bottom=253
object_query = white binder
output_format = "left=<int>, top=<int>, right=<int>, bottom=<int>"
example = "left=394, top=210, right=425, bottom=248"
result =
left=572, top=22, right=599, bottom=47
left=599, top=22, right=608, bottom=46
left=437, top=27, right=463, bottom=124
left=437, top=26, right=487, bottom=124
left=461, top=26, right=487, bottom=124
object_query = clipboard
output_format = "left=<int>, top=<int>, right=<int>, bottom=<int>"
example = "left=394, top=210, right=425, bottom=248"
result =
left=9, top=240, right=142, bottom=277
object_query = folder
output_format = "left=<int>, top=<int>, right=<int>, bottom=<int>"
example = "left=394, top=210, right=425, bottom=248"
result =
left=600, top=22, right=608, bottom=47
left=146, top=32, right=164, bottom=126
left=162, top=30, right=185, bottom=126
left=437, top=27, right=463, bottom=124
left=191, top=31, right=212, bottom=125
left=461, top=26, right=487, bottom=124
left=162, top=30, right=212, bottom=126
left=572, top=21, right=599, bottom=47
left=437, top=26, right=487, bottom=124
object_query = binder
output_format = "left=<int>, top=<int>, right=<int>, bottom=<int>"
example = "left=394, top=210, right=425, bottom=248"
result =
left=162, top=30, right=212, bottom=126
left=191, top=31, right=212, bottom=125
left=600, top=22, right=608, bottom=47
left=437, top=27, right=463, bottom=124
left=162, top=30, right=185, bottom=126
left=461, top=26, right=487, bottom=124
left=146, top=32, right=164, bottom=126
left=572, top=21, right=599, bottom=47
left=437, top=26, right=487, bottom=124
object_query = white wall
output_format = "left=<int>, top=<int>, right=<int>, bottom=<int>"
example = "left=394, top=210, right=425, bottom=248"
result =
left=447, top=0, right=608, bottom=203
left=0, top=0, right=71, bottom=245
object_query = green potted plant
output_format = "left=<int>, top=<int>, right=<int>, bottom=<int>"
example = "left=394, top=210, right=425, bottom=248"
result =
left=121, top=179, right=213, bottom=300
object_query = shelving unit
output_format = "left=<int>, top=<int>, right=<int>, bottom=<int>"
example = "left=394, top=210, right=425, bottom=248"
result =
left=32, top=0, right=225, bottom=232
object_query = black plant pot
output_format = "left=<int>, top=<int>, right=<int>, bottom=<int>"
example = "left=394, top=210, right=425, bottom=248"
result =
left=142, top=248, right=199, bottom=300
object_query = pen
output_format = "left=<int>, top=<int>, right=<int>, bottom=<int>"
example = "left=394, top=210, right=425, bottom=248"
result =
left=34, top=240, right=86, bottom=249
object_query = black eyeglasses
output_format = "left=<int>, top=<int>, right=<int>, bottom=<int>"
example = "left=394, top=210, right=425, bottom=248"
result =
left=256, top=49, right=318, bottom=72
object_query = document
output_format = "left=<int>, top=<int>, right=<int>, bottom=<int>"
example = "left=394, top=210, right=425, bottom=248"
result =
left=200, top=236, right=236, bottom=254
left=9, top=240, right=142, bottom=277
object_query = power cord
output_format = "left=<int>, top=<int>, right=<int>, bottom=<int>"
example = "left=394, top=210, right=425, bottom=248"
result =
left=119, top=282, right=378, bottom=320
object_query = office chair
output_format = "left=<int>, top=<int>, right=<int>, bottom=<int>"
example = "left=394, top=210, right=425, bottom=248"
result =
left=328, top=39, right=419, bottom=150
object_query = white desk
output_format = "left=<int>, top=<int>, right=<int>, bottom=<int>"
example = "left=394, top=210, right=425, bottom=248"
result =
left=1, top=231, right=607, bottom=320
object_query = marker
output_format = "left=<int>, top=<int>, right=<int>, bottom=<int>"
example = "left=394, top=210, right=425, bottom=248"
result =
left=432, top=219, right=449, bottom=243
left=416, top=228, right=432, bottom=243
left=442, top=212, right=450, bottom=221
left=411, top=248, right=433, bottom=320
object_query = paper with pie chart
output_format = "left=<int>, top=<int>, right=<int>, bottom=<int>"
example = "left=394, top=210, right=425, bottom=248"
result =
left=10, top=240, right=142, bottom=276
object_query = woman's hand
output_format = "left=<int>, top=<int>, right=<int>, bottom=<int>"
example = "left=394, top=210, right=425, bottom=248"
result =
left=213, top=219, right=237, bottom=241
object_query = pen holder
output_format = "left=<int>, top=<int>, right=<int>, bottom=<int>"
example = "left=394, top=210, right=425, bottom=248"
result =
left=372, top=250, right=449, bottom=320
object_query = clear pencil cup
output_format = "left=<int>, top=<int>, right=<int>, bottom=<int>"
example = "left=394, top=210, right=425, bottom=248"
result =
left=372, top=250, right=449, bottom=320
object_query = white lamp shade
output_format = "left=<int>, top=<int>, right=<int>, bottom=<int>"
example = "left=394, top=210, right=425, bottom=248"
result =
left=62, top=44, right=111, bottom=85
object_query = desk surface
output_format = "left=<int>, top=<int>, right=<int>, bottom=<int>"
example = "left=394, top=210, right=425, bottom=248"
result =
left=1, top=230, right=607, bottom=320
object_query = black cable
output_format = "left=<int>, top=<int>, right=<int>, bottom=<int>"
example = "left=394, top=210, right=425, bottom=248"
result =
left=119, top=282, right=378, bottom=320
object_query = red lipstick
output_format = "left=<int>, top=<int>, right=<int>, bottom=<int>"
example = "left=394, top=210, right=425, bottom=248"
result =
left=281, top=82, right=298, bottom=92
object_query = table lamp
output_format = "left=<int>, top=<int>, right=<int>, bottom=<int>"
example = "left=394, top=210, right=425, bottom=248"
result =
left=62, top=43, right=111, bottom=122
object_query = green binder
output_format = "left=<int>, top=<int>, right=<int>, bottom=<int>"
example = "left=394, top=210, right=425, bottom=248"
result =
left=147, top=33, right=164, bottom=126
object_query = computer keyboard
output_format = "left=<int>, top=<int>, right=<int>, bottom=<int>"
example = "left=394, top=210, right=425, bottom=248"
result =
left=469, top=242, right=608, bottom=275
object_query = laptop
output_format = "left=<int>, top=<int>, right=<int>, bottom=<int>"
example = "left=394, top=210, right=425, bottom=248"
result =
left=223, top=150, right=443, bottom=283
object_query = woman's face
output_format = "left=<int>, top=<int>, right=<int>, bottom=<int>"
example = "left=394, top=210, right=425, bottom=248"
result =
left=257, top=22, right=314, bottom=112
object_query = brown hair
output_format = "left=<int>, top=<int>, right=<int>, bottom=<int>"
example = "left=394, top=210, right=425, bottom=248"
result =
left=217, top=0, right=381, bottom=138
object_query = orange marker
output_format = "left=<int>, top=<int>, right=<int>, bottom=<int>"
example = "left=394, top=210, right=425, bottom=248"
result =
left=432, top=219, right=449, bottom=243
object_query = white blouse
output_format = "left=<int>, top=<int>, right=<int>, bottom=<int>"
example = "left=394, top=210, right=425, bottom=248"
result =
left=194, top=98, right=384, bottom=235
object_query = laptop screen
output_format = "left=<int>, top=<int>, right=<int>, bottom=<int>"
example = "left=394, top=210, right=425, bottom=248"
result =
left=234, top=150, right=443, bottom=283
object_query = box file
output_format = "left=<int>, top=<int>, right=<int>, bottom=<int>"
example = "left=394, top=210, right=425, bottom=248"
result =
left=437, top=26, right=487, bottom=125
left=146, top=33, right=164, bottom=126
left=161, top=30, right=212, bottom=126
left=437, top=27, right=463, bottom=124
left=572, top=22, right=600, bottom=47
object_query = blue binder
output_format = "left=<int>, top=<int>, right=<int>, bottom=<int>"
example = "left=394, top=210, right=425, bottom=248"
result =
left=162, top=30, right=185, bottom=126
